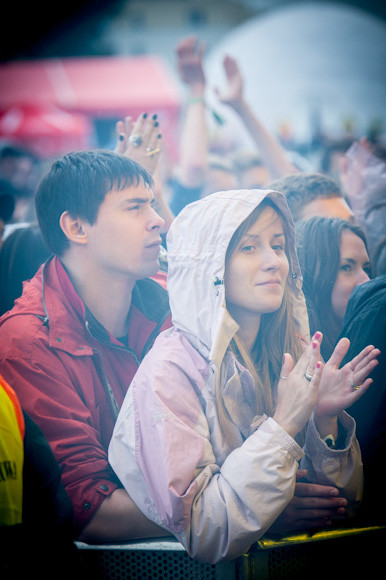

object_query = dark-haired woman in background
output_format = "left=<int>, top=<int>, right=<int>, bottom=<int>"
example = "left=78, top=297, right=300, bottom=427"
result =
left=295, top=217, right=371, bottom=361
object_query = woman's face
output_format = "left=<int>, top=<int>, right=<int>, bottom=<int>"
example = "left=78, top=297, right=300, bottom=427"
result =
left=331, top=229, right=371, bottom=321
left=225, top=206, right=289, bottom=330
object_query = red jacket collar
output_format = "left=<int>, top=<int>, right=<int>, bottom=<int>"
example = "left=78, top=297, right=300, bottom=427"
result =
left=3, top=255, right=171, bottom=359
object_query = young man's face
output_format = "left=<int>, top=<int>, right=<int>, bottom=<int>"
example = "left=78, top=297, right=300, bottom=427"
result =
left=83, top=183, right=164, bottom=282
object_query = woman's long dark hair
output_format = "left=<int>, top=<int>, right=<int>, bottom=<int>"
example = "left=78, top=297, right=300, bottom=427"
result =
left=295, top=217, right=370, bottom=360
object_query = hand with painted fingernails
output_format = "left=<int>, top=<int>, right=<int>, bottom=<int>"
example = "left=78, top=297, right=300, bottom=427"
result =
left=115, top=112, right=162, bottom=175
left=273, top=332, right=323, bottom=439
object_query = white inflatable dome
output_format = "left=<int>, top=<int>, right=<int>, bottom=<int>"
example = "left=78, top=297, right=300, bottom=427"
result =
left=205, top=1, right=386, bottom=144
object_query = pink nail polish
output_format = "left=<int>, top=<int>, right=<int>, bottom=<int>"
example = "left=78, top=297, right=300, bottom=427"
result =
left=316, top=361, right=321, bottom=369
left=313, top=341, right=317, bottom=349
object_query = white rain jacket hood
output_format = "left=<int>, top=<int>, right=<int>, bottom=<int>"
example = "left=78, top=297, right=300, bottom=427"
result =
left=166, top=189, right=309, bottom=368
left=109, top=189, right=363, bottom=564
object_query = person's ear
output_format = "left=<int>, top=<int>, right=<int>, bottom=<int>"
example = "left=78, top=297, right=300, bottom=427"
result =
left=59, top=211, right=88, bottom=245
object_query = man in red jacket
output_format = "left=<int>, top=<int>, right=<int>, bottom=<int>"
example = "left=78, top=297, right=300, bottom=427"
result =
left=0, top=133, right=172, bottom=542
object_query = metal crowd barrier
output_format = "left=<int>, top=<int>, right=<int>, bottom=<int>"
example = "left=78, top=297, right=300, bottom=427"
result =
left=75, top=524, right=385, bottom=579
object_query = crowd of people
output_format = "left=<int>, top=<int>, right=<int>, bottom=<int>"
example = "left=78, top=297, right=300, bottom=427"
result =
left=1, top=34, right=385, bottom=573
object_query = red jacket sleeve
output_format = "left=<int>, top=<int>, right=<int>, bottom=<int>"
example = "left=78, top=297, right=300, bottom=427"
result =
left=0, top=352, right=120, bottom=531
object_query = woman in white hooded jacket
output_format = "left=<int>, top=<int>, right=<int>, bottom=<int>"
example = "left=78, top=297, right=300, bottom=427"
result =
left=109, top=189, right=379, bottom=563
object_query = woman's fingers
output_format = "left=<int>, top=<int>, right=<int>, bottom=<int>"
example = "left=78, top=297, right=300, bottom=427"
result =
left=124, top=115, right=133, bottom=137
left=279, top=353, right=294, bottom=382
left=341, top=344, right=380, bottom=395
left=316, top=341, right=380, bottom=418
left=115, top=120, right=127, bottom=153
left=115, top=113, right=164, bottom=159
left=130, top=112, right=147, bottom=137
left=274, top=348, right=322, bottom=438
left=351, top=358, right=379, bottom=391
left=143, top=116, right=162, bottom=156
left=115, top=116, right=134, bottom=154
left=142, top=114, right=158, bottom=142
left=146, top=132, right=162, bottom=159
left=347, top=345, right=380, bottom=374
left=348, top=378, right=373, bottom=405
left=296, top=332, right=323, bottom=379
left=326, top=337, right=351, bottom=369
left=305, top=337, right=322, bottom=382
left=310, top=359, right=323, bottom=390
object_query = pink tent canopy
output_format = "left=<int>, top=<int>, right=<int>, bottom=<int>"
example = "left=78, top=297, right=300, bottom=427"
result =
left=0, top=56, right=182, bottom=158
left=0, top=105, right=92, bottom=157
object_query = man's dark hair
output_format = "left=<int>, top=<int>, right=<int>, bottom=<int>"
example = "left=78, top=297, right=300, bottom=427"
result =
left=267, top=172, right=343, bottom=222
left=35, top=150, right=153, bottom=256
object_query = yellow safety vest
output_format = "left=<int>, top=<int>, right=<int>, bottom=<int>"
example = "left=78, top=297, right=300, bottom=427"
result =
left=0, top=377, right=25, bottom=526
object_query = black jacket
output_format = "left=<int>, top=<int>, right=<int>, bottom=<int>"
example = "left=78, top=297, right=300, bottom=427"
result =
left=339, top=274, right=386, bottom=524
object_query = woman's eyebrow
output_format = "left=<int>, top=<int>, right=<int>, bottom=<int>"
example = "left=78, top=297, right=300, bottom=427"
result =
left=341, top=257, right=371, bottom=268
left=243, top=232, right=285, bottom=241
